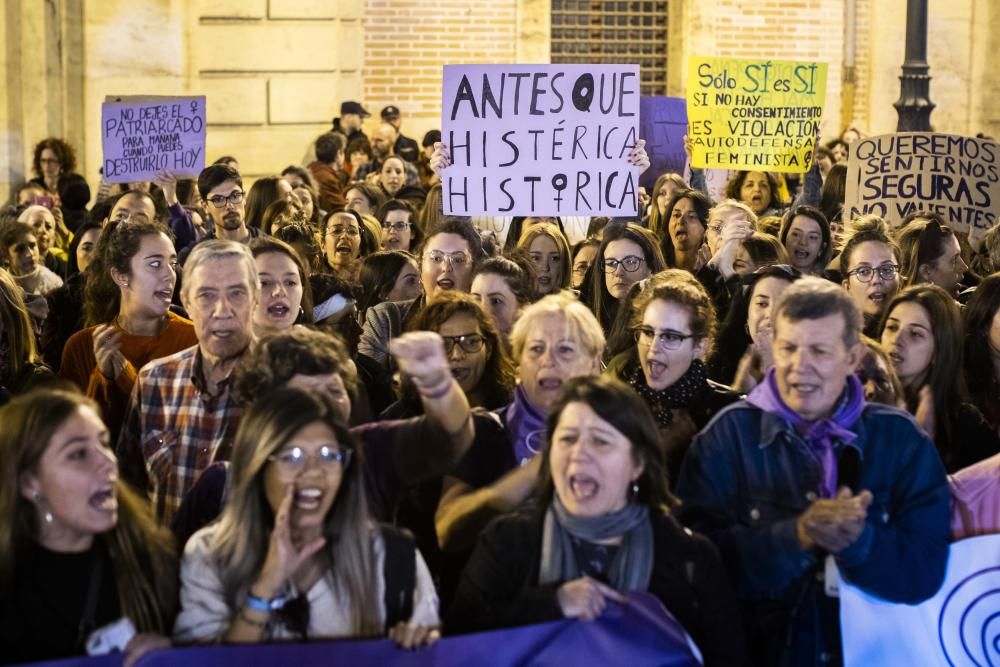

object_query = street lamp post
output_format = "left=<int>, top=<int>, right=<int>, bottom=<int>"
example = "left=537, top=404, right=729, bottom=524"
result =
left=894, top=0, right=934, bottom=131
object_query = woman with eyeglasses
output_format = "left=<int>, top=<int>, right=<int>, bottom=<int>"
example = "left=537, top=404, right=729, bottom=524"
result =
left=895, top=213, right=969, bottom=298
left=322, top=209, right=378, bottom=282
left=587, top=222, right=665, bottom=333
left=879, top=284, right=1000, bottom=472
left=379, top=293, right=515, bottom=604
left=839, top=216, right=901, bottom=338
left=447, top=375, right=744, bottom=666
left=358, top=218, right=485, bottom=413
left=376, top=199, right=423, bottom=253
left=383, top=292, right=515, bottom=418
left=173, top=387, right=441, bottom=648
left=607, top=271, right=740, bottom=488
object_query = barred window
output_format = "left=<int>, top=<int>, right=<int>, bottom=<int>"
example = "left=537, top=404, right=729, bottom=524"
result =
left=551, top=0, right=668, bottom=96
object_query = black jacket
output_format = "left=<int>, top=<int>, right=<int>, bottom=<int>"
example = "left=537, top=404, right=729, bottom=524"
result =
left=447, top=507, right=746, bottom=667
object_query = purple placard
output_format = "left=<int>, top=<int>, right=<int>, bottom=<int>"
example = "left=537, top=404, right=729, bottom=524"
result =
left=101, top=96, right=206, bottom=184
left=639, top=96, right=688, bottom=192
left=441, top=64, right=640, bottom=217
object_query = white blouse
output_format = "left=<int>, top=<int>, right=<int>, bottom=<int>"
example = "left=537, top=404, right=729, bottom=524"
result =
left=173, top=523, right=440, bottom=643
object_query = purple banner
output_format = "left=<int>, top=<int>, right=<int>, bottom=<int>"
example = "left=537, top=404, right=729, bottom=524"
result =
left=17, top=593, right=700, bottom=667
left=639, top=96, right=689, bottom=192
left=441, top=64, right=640, bottom=217
left=101, top=96, right=206, bottom=184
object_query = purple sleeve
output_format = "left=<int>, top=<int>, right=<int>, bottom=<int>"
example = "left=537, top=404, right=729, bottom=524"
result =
left=167, top=202, right=196, bottom=251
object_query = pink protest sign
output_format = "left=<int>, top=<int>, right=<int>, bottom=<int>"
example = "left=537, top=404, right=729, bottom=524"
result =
left=441, top=64, right=640, bottom=217
left=101, top=95, right=206, bottom=184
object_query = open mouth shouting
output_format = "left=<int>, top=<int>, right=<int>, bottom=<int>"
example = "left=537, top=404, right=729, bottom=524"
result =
left=644, top=358, right=668, bottom=384
left=335, top=241, right=354, bottom=256
left=294, top=486, right=324, bottom=511
left=266, top=300, right=291, bottom=321
left=568, top=473, right=599, bottom=502
left=89, top=484, right=117, bottom=513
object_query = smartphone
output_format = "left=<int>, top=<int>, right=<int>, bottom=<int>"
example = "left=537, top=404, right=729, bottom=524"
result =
left=31, top=195, right=55, bottom=210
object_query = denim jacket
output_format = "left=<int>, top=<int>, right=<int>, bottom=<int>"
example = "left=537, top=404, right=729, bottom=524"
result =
left=676, top=400, right=950, bottom=667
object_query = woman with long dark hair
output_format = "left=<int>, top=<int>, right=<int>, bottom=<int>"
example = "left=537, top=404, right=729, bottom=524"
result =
left=707, top=264, right=802, bottom=390
left=963, top=274, right=1000, bottom=432
left=587, top=223, right=665, bottom=333
left=356, top=250, right=422, bottom=322
left=0, top=390, right=176, bottom=663
left=244, top=176, right=294, bottom=230
left=895, top=214, right=969, bottom=298
left=60, top=222, right=195, bottom=440
left=879, top=284, right=1000, bottom=472
left=384, top=291, right=515, bottom=417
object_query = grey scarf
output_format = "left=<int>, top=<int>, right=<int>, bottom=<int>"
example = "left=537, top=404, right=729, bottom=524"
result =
left=540, top=496, right=654, bottom=592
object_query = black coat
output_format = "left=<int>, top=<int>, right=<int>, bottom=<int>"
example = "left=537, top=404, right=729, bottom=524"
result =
left=447, top=507, right=746, bottom=667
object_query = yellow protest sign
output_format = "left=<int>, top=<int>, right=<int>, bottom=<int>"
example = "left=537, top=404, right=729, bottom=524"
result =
left=686, top=57, right=827, bottom=173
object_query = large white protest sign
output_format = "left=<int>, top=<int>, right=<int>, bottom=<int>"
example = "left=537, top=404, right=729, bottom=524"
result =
left=841, top=533, right=1000, bottom=666
left=101, top=95, right=206, bottom=183
left=844, top=132, right=1000, bottom=239
left=442, top=64, right=640, bottom=217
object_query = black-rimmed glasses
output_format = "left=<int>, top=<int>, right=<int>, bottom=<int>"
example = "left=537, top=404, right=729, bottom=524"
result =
left=634, top=326, right=695, bottom=351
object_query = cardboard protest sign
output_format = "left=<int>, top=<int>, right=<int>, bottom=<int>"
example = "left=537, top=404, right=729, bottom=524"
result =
left=639, top=96, right=688, bottom=192
left=442, top=64, right=640, bottom=217
left=101, top=95, right=206, bottom=183
left=844, top=132, right=999, bottom=238
left=686, top=57, right=827, bottom=173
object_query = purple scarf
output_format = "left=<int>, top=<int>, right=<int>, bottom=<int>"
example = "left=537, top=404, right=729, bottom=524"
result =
left=746, top=370, right=866, bottom=498
left=505, top=384, right=548, bottom=466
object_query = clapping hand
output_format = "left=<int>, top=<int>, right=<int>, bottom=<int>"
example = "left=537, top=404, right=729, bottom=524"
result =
left=797, top=487, right=874, bottom=553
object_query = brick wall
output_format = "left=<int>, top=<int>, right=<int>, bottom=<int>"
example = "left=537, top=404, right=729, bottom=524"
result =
left=710, top=0, right=846, bottom=138
left=362, top=0, right=518, bottom=142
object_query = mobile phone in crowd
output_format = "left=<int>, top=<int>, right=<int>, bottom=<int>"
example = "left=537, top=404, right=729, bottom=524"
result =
left=31, top=195, right=55, bottom=210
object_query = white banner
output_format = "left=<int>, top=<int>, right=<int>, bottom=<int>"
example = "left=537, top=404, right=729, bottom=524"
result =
left=841, top=533, right=1000, bottom=666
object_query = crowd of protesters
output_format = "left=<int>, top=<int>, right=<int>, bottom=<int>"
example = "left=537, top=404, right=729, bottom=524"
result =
left=1, top=97, right=998, bottom=667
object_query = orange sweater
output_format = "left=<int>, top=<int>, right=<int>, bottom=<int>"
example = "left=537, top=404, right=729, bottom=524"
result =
left=60, top=311, right=198, bottom=440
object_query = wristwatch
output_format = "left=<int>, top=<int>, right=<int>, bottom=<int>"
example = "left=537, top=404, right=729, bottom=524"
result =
left=245, top=592, right=289, bottom=613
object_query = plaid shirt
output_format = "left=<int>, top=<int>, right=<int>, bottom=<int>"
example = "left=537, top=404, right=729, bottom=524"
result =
left=117, top=344, right=242, bottom=524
